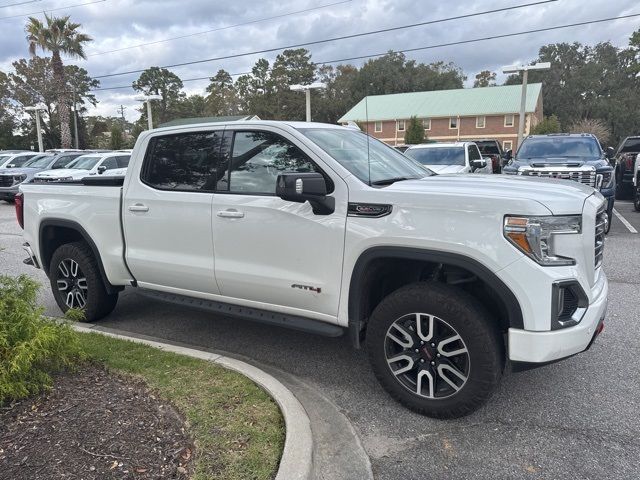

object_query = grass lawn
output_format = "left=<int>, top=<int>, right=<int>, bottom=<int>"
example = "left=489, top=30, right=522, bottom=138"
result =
left=78, top=332, right=284, bottom=480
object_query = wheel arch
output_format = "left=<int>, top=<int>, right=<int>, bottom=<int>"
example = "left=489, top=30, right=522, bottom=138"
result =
left=348, top=246, right=524, bottom=348
left=39, top=219, right=123, bottom=294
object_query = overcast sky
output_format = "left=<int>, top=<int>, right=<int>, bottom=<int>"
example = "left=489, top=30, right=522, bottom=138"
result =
left=0, top=0, right=637, bottom=121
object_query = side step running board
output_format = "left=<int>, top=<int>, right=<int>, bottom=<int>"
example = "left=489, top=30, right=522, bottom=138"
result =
left=137, top=289, right=345, bottom=338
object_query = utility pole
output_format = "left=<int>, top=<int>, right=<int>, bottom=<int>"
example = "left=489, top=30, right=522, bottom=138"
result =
left=117, top=105, right=127, bottom=132
left=502, top=62, right=551, bottom=148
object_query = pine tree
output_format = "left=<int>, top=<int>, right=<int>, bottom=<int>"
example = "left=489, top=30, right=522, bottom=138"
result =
left=404, top=116, right=425, bottom=144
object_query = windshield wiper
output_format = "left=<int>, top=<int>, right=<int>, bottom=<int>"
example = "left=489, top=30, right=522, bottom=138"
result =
left=370, top=176, right=419, bottom=186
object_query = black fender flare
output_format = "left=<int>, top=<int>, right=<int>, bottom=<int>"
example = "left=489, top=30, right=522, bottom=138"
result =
left=348, top=246, right=524, bottom=348
left=39, top=219, right=123, bottom=294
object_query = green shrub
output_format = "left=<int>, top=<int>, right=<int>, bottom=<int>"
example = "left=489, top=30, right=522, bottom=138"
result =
left=0, top=275, right=84, bottom=404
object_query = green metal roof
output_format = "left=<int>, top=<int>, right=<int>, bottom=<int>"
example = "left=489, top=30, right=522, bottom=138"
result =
left=338, top=83, right=542, bottom=123
left=159, top=115, right=259, bottom=127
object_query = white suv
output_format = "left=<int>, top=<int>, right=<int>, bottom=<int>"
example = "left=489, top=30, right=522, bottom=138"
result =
left=404, top=142, right=493, bottom=174
left=34, top=152, right=130, bottom=182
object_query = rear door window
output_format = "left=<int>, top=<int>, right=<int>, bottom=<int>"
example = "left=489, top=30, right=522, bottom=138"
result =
left=141, top=131, right=223, bottom=191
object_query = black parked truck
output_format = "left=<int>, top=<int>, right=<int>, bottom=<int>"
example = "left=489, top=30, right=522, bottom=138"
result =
left=503, top=133, right=615, bottom=233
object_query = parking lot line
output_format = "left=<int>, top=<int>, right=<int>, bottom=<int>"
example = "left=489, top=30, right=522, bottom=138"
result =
left=613, top=208, right=638, bottom=234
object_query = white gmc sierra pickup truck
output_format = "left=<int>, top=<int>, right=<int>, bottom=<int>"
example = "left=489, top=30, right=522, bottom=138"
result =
left=16, top=121, right=609, bottom=418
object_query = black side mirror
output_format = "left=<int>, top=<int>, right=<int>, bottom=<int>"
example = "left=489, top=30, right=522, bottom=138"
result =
left=504, top=149, right=513, bottom=160
left=6, top=164, right=15, bottom=168
left=276, top=172, right=334, bottom=215
left=471, top=159, right=487, bottom=170
left=605, top=146, right=615, bottom=160
left=97, top=165, right=107, bottom=174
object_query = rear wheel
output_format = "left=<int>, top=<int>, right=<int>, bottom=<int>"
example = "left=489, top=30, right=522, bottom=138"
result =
left=366, top=282, right=503, bottom=418
left=634, top=190, right=640, bottom=212
left=49, top=242, right=118, bottom=322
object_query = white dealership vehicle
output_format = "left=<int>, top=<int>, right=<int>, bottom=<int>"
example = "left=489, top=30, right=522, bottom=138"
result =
left=404, top=142, right=493, bottom=174
left=33, top=152, right=130, bottom=182
left=17, top=121, right=608, bottom=418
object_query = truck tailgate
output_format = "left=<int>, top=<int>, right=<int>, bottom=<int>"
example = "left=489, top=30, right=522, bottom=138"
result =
left=20, top=183, right=132, bottom=286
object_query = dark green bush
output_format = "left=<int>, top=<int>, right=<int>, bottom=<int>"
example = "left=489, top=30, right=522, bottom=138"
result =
left=0, top=275, right=84, bottom=404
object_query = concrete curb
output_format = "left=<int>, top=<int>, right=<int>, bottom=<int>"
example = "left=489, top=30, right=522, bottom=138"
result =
left=71, top=323, right=313, bottom=480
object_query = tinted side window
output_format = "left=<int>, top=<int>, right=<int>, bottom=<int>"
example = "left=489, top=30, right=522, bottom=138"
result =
left=224, top=131, right=318, bottom=195
left=116, top=156, right=130, bottom=168
left=142, top=131, right=222, bottom=191
left=468, top=146, right=481, bottom=161
left=101, top=157, right=118, bottom=170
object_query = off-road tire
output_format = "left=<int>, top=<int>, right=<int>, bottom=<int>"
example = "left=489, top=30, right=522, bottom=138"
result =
left=50, top=241, right=118, bottom=322
left=366, top=282, right=503, bottom=418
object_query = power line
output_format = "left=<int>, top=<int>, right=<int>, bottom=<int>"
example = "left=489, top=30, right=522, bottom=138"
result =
left=87, top=0, right=353, bottom=57
left=0, top=0, right=42, bottom=9
left=0, top=0, right=105, bottom=20
left=92, top=0, right=559, bottom=79
left=91, top=11, right=640, bottom=93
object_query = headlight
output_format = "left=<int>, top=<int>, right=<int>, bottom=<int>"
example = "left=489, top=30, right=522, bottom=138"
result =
left=504, top=215, right=582, bottom=266
left=13, top=174, right=27, bottom=184
left=52, top=176, right=74, bottom=182
left=599, top=171, right=613, bottom=189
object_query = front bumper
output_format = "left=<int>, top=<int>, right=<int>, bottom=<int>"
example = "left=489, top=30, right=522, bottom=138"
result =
left=0, top=185, right=20, bottom=199
left=508, top=270, right=608, bottom=363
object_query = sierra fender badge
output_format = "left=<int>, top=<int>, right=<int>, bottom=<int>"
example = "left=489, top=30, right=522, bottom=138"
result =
left=291, top=284, right=322, bottom=294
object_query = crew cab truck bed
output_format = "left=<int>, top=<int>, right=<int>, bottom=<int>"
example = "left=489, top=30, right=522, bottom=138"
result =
left=18, top=120, right=608, bottom=419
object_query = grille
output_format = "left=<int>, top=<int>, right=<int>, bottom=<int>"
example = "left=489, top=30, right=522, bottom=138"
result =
left=520, top=169, right=597, bottom=187
left=595, top=205, right=607, bottom=268
left=0, top=175, right=13, bottom=187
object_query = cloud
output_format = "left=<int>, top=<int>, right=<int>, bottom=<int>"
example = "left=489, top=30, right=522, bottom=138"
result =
left=0, top=0, right=637, bottom=121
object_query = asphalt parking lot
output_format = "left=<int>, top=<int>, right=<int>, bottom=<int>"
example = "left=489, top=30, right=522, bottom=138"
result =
left=1, top=200, right=639, bottom=480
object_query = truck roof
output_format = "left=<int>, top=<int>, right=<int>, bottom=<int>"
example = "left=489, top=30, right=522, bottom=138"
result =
left=149, top=120, right=349, bottom=135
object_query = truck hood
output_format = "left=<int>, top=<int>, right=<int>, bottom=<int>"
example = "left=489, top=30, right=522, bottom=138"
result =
left=35, top=168, right=90, bottom=179
left=0, top=167, right=39, bottom=175
left=513, top=157, right=611, bottom=170
left=422, top=164, right=468, bottom=174
left=384, top=174, right=599, bottom=215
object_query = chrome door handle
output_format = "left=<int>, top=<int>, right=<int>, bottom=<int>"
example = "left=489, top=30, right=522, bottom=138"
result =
left=128, top=204, right=149, bottom=212
left=217, top=209, right=244, bottom=218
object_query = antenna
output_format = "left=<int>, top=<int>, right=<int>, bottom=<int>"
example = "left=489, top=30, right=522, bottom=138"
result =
left=365, top=82, right=372, bottom=186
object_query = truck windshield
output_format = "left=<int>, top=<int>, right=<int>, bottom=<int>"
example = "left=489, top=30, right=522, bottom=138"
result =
left=67, top=156, right=101, bottom=170
left=3, top=155, right=35, bottom=167
left=23, top=155, right=53, bottom=168
left=405, top=147, right=466, bottom=166
left=299, top=128, right=430, bottom=185
left=518, top=137, right=601, bottom=159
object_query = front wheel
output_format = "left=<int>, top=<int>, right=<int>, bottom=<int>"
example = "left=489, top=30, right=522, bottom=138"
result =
left=634, top=189, right=640, bottom=212
left=366, top=282, right=503, bottom=418
left=49, top=241, right=118, bottom=322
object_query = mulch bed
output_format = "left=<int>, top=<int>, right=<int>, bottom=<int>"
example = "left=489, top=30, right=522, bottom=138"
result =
left=0, top=363, right=194, bottom=479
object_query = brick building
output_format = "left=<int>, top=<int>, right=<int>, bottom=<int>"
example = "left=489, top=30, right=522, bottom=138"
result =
left=338, top=84, right=543, bottom=151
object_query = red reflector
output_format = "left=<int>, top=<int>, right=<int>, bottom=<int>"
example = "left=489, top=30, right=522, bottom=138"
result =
left=15, top=192, right=24, bottom=229
left=596, top=322, right=605, bottom=335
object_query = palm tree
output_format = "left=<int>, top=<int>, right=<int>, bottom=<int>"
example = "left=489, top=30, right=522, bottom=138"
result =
left=26, top=14, right=92, bottom=148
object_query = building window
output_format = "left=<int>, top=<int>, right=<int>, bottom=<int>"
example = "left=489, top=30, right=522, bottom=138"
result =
left=504, top=114, right=515, bottom=127
left=397, top=120, right=405, bottom=132
left=449, top=117, right=458, bottom=129
left=374, top=121, right=382, bottom=133
left=503, top=140, right=513, bottom=151
left=476, top=116, right=486, bottom=128
left=423, top=118, right=431, bottom=130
